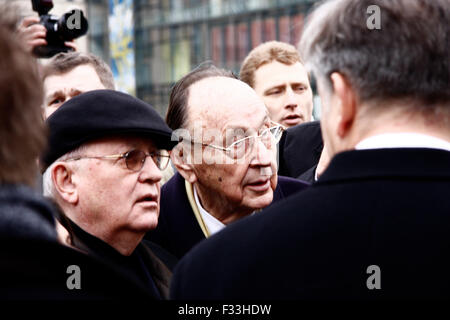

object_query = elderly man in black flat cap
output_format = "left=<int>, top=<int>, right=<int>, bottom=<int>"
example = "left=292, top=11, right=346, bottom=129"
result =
left=41, top=89, right=177, bottom=300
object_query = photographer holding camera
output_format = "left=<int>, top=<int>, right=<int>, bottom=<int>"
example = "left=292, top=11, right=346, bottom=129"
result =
left=17, top=15, right=77, bottom=54
left=12, top=1, right=112, bottom=119
left=16, top=0, right=88, bottom=58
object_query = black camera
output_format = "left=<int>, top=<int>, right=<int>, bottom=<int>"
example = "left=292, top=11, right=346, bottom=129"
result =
left=31, top=0, right=88, bottom=58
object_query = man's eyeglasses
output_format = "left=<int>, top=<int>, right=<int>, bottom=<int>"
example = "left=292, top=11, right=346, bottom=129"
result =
left=64, top=149, right=170, bottom=171
left=180, top=122, right=285, bottom=159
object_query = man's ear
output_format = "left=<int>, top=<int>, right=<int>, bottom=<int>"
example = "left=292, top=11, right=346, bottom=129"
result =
left=52, top=163, right=79, bottom=205
left=330, top=72, right=357, bottom=138
left=170, top=143, right=198, bottom=184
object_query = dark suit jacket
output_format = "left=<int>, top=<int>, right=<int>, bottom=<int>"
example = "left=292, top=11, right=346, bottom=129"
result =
left=278, top=121, right=323, bottom=182
left=298, top=164, right=317, bottom=182
left=146, top=173, right=309, bottom=259
left=170, top=148, right=450, bottom=300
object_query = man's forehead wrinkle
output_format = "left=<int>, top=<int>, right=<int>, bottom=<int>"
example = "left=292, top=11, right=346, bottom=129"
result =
left=190, top=76, right=260, bottom=108
left=188, top=76, right=266, bottom=132
left=223, top=112, right=268, bottom=132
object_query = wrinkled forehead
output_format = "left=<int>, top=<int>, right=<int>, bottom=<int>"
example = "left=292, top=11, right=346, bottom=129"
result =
left=187, top=77, right=268, bottom=132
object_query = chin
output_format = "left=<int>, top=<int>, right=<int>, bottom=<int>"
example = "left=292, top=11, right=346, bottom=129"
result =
left=134, top=214, right=159, bottom=232
left=247, top=192, right=274, bottom=210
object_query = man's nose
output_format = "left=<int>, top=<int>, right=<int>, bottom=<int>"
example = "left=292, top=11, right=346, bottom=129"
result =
left=250, top=138, right=273, bottom=168
left=284, top=87, right=298, bottom=110
left=138, top=156, right=163, bottom=183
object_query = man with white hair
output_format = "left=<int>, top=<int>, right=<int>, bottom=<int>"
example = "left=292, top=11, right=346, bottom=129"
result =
left=170, top=0, right=450, bottom=299
left=147, top=65, right=309, bottom=258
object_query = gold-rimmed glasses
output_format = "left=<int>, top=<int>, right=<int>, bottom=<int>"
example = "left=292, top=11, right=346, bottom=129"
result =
left=64, top=149, right=170, bottom=171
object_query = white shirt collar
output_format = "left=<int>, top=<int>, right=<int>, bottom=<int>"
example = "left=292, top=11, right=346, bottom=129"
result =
left=193, top=186, right=225, bottom=236
left=355, top=133, right=450, bottom=151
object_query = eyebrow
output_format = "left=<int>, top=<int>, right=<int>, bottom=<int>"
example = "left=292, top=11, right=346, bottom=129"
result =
left=263, top=85, right=286, bottom=95
left=45, top=90, right=64, bottom=104
left=223, top=114, right=270, bottom=136
left=263, top=82, right=309, bottom=95
left=46, top=88, right=83, bottom=105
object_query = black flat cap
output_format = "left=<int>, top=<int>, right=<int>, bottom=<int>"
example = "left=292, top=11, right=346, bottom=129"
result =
left=41, top=89, right=175, bottom=172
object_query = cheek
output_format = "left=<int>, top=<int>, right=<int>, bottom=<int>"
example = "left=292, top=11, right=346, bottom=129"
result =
left=304, top=91, right=314, bottom=108
left=200, top=164, right=248, bottom=197
left=81, top=169, right=133, bottom=211
left=45, top=106, right=58, bottom=118
left=271, top=148, right=278, bottom=170
left=84, top=180, right=128, bottom=214
left=220, top=165, right=247, bottom=188
left=262, top=98, right=280, bottom=115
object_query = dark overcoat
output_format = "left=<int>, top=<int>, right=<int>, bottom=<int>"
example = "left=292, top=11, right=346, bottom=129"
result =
left=170, top=149, right=450, bottom=300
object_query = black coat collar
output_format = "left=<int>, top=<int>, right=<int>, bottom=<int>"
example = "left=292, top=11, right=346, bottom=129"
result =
left=318, top=148, right=450, bottom=184
left=67, top=218, right=171, bottom=299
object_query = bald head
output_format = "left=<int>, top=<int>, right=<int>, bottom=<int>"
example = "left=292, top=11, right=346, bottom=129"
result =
left=166, top=65, right=235, bottom=130
left=187, top=77, right=267, bottom=130
left=170, top=74, right=279, bottom=223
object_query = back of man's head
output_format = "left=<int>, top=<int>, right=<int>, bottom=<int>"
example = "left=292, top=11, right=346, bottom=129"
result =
left=300, top=0, right=449, bottom=111
left=42, top=52, right=115, bottom=90
left=0, top=4, right=45, bottom=186
left=240, top=41, right=303, bottom=88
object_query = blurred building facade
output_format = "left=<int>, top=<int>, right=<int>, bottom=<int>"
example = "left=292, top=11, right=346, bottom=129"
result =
left=86, top=0, right=316, bottom=116
left=11, top=0, right=317, bottom=116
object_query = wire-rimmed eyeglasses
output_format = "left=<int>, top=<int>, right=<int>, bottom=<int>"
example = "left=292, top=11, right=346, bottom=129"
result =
left=64, top=149, right=170, bottom=171
left=179, top=121, right=285, bottom=159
